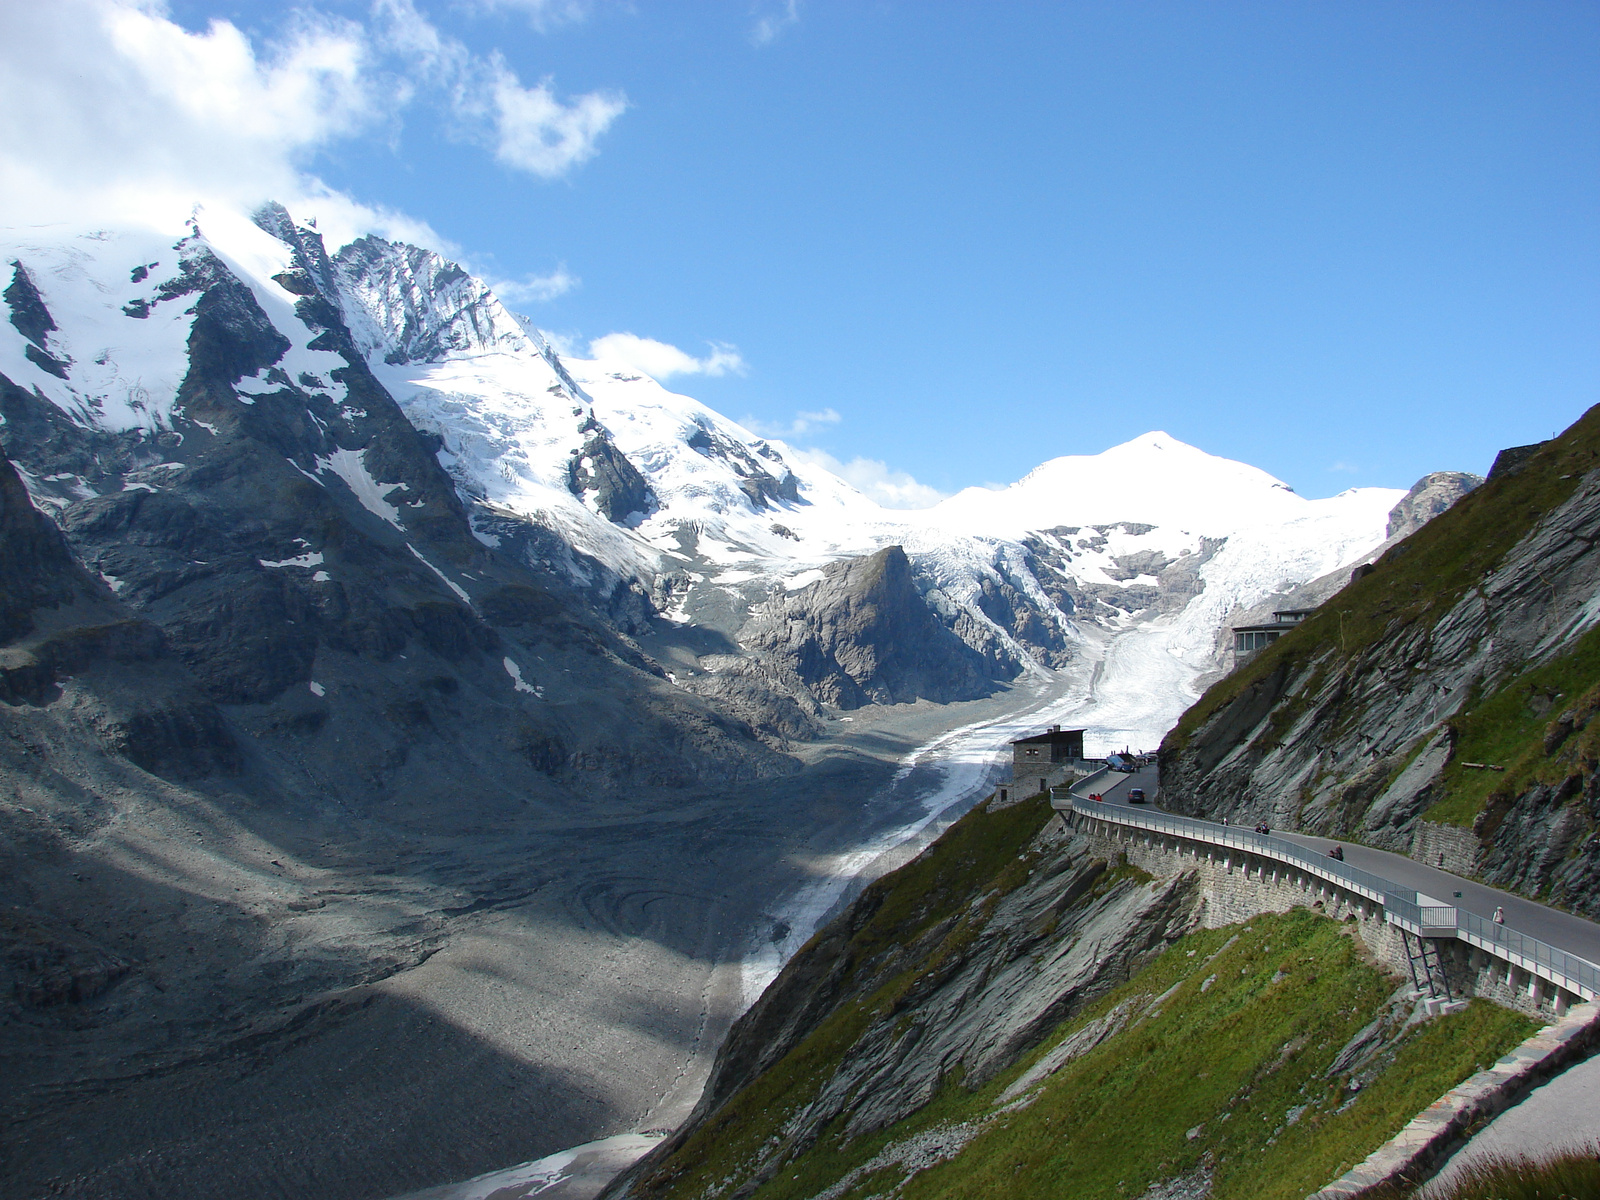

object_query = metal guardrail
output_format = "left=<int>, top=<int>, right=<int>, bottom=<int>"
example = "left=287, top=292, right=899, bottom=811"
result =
left=1458, top=907, right=1600, bottom=998
left=1056, top=787, right=1600, bottom=1002
left=1055, top=791, right=1396, bottom=904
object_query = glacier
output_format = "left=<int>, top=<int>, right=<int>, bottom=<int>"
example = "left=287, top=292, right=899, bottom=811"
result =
left=0, top=201, right=1408, bottom=753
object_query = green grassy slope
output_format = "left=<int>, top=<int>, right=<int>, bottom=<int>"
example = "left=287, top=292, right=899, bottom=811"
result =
left=1423, top=625, right=1600, bottom=831
left=632, top=794, right=1066, bottom=1200
left=633, top=798, right=1534, bottom=1200
left=887, top=914, right=1531, bottom=1200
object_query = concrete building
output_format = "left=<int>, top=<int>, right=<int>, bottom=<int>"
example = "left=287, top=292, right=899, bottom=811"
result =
left=1231, top=608, right=1316, bottom=667
left=995, top=726, right=1088, bottom=806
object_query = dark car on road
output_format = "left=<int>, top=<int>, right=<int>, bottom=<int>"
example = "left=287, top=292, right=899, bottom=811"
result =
left=1127, top=787, right=1146, bottom=803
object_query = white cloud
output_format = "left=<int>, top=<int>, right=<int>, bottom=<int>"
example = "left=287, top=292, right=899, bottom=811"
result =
left=1328, top=461, right=1361, bottom=473
left=0, top=1, right=375, bottom=232
left=489, top=265, right=578, bottom=304
left=0, top=0, right=624, bottom=237
left=588, top=333, right=746, bottom=379
left=750, top=0, right=801, bottom=46
left=469, top=0, right=595, bottom=32
left=793, top=447, right=947, bottom=509
left=482, top=58, right=627, bottom=177
left=373, top=0, right=626, bottom=179
left=740, top=408, right=841, bottom=438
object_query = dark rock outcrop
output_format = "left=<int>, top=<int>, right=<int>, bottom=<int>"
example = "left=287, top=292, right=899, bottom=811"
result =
left=683, top=423, right=802, bottom=511
left=1487, top=442, right=1548, bottom=480
left=742, top=546, right=997, bottom=708
left=568, top=423, right=658, bottom=524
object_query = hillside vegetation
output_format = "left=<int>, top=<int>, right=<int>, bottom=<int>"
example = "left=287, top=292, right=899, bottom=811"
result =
left=618, top=798, right=1532, bottom=1200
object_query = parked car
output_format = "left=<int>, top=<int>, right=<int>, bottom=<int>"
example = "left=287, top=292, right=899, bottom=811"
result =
left=1127, top=788, right=1147, bottom=803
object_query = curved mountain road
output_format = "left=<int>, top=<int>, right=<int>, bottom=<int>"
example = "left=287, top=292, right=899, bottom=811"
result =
left=1079, top=764, right=1600, bottom=1179
left=1082, top=766, right=1600, bottom=969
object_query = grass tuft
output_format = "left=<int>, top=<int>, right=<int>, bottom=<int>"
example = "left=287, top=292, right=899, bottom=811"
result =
left=1434, top=1146, right=1600, bottom=1200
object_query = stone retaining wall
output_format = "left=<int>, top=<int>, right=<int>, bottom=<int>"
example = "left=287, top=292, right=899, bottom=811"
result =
left=1307, top=1002, right=1600, bottom=1199
left=1067, top=812, right=1566, bottom=1020
left=1074, top=816, right=1417, bottom=986
left=1410, top=821, right=1480, bottom=876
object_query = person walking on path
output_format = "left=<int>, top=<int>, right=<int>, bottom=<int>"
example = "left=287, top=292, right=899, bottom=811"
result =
left=1493, top=906, right=1506, bottom=925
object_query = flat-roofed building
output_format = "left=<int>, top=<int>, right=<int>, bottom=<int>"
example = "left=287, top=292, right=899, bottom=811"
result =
left=994, top=725, right=1088, bottom=806
left=1231, top=608, right=1317, bottom=665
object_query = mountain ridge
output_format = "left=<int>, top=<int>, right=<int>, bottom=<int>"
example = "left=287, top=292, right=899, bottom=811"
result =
left=0, top=198, right=1483, bottom=1198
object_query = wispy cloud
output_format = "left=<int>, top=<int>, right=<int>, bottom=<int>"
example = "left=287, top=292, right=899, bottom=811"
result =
left=468, top=0, right=596, bottom=33
left=1328, top=461, right=1361, bottom=473
left=750, top=0, right=801, bottom=46
left=587, top=333, right=747, bottom=379
left=740, top=408, right=842, bottom=438
left=0, top=0, right=624, bottom=238
left=479, top=59, right=626, bottom=176
left=793, top=447, right=947, bottom=510
left=376, top=0, right=625, bottom=179
left=489, top=265, right=578, bottom=304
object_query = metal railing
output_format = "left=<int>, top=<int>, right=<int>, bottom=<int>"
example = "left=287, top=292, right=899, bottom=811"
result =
left=1056, top=791, right=1394, bottom=904
left=1057, top=788, right=1600, bottom=1002
left=1458, top=908, right=1600, bottom=998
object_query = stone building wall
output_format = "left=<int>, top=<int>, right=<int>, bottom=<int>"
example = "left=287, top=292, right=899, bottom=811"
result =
left=1410, top=821, right=1481, bottom=876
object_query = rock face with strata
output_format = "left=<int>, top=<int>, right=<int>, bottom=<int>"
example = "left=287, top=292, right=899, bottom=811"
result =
left=1158, top=410, right=1600, bottom=915
left=614, top=809, right=1202, bottom=1200
left=742, top=546, right=998, bottom=709
left=1385, top=471, right=1482, bottom=541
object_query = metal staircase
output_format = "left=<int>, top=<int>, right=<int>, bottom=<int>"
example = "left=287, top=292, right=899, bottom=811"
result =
left=1403, top=930, right=1451, bottom=1000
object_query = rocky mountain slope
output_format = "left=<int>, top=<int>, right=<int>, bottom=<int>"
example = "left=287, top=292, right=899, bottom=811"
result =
left=0, top=198, right=1477, bottom=1198
left=1159, top=406, right=1600, bottom=915
left=3, top=205, right=1418, bottom=754
left=608, top=795, right=1533, bottom=1200
left=0, top=212, right=811, bottom=1198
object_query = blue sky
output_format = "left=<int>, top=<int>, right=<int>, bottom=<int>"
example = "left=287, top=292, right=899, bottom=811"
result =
left=7, top=2, right=1598, bottom=503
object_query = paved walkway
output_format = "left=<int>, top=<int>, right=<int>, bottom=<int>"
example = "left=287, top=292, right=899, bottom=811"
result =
left=1415, top=1053, right=1600, bottom=1197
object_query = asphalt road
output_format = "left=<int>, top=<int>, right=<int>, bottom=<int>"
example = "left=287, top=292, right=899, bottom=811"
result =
left=1072, top=765, right=1600, bottom=970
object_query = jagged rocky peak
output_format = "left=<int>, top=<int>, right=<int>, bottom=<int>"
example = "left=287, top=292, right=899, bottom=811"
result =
left=742, top=545, right=998, bottom=709
left=1385, top=471, right=1482, bottom=540
left=252, top=202, right=344, bottom=308
left=333, top=233, right=540, bottom=366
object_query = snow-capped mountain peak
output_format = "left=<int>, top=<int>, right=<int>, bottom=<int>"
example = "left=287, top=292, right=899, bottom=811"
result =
left=926, top=430, right=1318, bottom=537
left=0, top=201, right=1435, bottom=752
